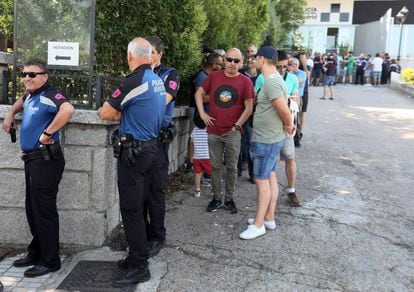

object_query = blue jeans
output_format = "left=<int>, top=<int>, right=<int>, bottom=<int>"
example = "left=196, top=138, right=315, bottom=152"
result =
left=250, top=140, right=284, bottom=179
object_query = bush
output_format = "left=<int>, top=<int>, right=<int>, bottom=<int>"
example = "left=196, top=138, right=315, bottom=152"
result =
left=401, top=67, right=414, bottom=85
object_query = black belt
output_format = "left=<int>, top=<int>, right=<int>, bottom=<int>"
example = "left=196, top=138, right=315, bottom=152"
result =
left=21, top=150, right=43, bottom=162
left=134, top=138, right=158, bottom=148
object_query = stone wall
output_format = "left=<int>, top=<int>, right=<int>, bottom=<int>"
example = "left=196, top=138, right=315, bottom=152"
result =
left=390, top=72, right=414, bottom=98
left=0, top=106, right=190, bottom=247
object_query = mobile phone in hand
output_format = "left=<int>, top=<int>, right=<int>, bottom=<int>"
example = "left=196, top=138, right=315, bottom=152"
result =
left=10, top=123, right=16, bottom=143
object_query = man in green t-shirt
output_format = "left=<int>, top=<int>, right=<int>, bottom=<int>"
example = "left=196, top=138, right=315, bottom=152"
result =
left=344, top=51, right=355, bottom=84
left=239, top=46, right=295, bottom=240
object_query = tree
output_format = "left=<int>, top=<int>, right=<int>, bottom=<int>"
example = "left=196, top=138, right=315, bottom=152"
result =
left=0, top=0, right=13, bottom=50
left=0, top=0, right=13, bottom=38
left=263, top=0, right=306, bottom=48
left=95, top=0, right=206, bottom=80
left=201, top=0, right=269, bottom=51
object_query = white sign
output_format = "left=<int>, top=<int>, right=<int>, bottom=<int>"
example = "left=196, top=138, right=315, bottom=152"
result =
left=47, top=41, right=79, bottom=66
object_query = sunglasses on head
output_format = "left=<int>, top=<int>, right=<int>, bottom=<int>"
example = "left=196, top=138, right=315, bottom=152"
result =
left=21, top=72, right=47, bottom=78
left=276, top=65, right=288, bottom=70
left=226, top=57, right=241, bottom=64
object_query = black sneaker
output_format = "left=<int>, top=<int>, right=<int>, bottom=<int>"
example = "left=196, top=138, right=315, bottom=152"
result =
left=117, top=257, right=129, bottom=271
left=224, top=199, right=238, bottom=214
left=207, top=198, right=222, bottom=212
left=148, top=240, right=165, bottom=258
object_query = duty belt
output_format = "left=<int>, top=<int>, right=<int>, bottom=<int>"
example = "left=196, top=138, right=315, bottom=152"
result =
left=21, top=150, right=43, bottom=162
left=122, top=138, right=158, bottom=148
left=133, top=138, right=158, bottom=148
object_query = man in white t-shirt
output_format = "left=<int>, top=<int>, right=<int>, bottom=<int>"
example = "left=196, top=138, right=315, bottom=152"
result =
left=371, top=53, right=383, bottom=86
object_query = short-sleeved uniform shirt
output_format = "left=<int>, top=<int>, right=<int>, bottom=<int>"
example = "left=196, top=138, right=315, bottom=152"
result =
left=108, top=64, right=166, bottom=141
left=154, top=64, right=180, bottom=127
left=202, top=70, right=254, bottom=135
left=21, top=83, right=68, bottom=152
left=252, top=72, right=288, bottom=144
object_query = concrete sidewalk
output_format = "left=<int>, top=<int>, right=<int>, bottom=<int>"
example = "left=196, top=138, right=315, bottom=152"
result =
left=1, top=84, right=413, bottom=291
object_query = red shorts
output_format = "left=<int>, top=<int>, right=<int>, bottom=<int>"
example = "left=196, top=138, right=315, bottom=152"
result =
left=193, top=159, right=211, bottom=175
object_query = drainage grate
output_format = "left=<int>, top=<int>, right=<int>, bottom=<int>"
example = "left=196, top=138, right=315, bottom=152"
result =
left=57, top=260, right=136, bottom=292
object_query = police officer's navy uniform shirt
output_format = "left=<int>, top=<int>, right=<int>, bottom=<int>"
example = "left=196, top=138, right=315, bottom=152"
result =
left=21, top=83, right=68, bottom=152
left=108, top=64, right=166, bottom=141
left=154, top=64, right=180, bottom=128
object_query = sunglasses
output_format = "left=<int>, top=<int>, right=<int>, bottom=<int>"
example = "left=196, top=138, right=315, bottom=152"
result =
left=226, top=57, right=241, bottom=64
left=276, top=65, right=288, bottom=70
left=21, top=72, right=47, bottom=78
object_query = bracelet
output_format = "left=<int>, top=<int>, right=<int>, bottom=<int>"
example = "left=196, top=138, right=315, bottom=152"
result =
left=42, top=130, right=53, bottom=137
left=234, top=124, right=241, bottom=131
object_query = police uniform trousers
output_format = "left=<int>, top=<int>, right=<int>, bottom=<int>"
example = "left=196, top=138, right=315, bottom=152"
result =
left=118, top=144, right=158, bottom=266
left=145, top=141, right=169, bottom=242
left=24, top=156, right=65, bottom=268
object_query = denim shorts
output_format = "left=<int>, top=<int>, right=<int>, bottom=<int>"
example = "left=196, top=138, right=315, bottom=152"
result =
left=250, top=140, right=284, bottom=179
left=324, top=75, right=335, bottom=87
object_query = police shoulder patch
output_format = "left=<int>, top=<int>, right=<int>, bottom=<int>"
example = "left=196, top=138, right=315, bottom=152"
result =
left=54, top=93, right=65, bottom=100
left=169, top=80, right=178, bottom=91
left=112, top=88, right=122, bottom=98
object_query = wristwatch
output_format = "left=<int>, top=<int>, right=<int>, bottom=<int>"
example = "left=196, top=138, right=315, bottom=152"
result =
left=234, top=124, right=241, bottom=132
left=42, top=130, right=53, bottom=137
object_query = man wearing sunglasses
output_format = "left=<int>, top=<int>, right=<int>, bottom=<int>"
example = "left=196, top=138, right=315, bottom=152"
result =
left=238, top=45, right=258, bottom=181
left=195, top=48, right=254, bottom=214
left=2, top=58, right=74, bottom=277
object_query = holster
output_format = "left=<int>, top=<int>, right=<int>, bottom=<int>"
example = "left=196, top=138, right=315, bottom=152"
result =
left=39, top=143, right=63, bottom=161
left=158, top=123, right=177, bottom=144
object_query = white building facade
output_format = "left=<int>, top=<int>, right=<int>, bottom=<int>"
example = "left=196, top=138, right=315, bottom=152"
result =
left=297, top=0, right=413, bottom=65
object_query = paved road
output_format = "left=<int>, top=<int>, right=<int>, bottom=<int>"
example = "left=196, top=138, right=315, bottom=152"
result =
left=1, top=84, right=413, bottom=291
left=156, top=84, right=414, bottom=291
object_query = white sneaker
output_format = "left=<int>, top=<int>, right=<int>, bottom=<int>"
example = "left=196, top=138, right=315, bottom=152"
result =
left=239, top=224, right=266, bottom=240
left=194, top=189, right=201, bottom=197
left=247, top=218, right=276, bottom=230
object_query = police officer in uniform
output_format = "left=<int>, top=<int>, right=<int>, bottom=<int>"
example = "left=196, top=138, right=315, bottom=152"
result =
left=144, top=36, right=180, bottom=257
left=98, top=37, right=166, bottom=286
left=2, top=59, right=74, bottom=277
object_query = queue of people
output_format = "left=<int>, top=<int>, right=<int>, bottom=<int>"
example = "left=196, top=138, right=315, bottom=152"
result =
left=306, top=51, right=401, bottom=87
left=2, top=38, right=314, bottom=287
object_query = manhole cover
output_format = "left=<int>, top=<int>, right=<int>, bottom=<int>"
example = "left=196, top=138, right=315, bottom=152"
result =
left=57, top=260, right=136, bottom=292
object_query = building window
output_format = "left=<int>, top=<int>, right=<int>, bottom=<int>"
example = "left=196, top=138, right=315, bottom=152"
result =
left=340, top=13, right=349, bottom=22
left=331, top=4, right=340, bottom=13
left=321, top=13, right=330, bottom=22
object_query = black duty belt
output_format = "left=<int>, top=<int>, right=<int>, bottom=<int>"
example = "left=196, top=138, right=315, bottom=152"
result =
left=134, top=138, right=158, bottom=148
left=21, top=150, right=43, bottom=162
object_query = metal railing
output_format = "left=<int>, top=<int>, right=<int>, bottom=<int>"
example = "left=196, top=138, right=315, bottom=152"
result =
left=1, top=70, right=122, bottom=109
